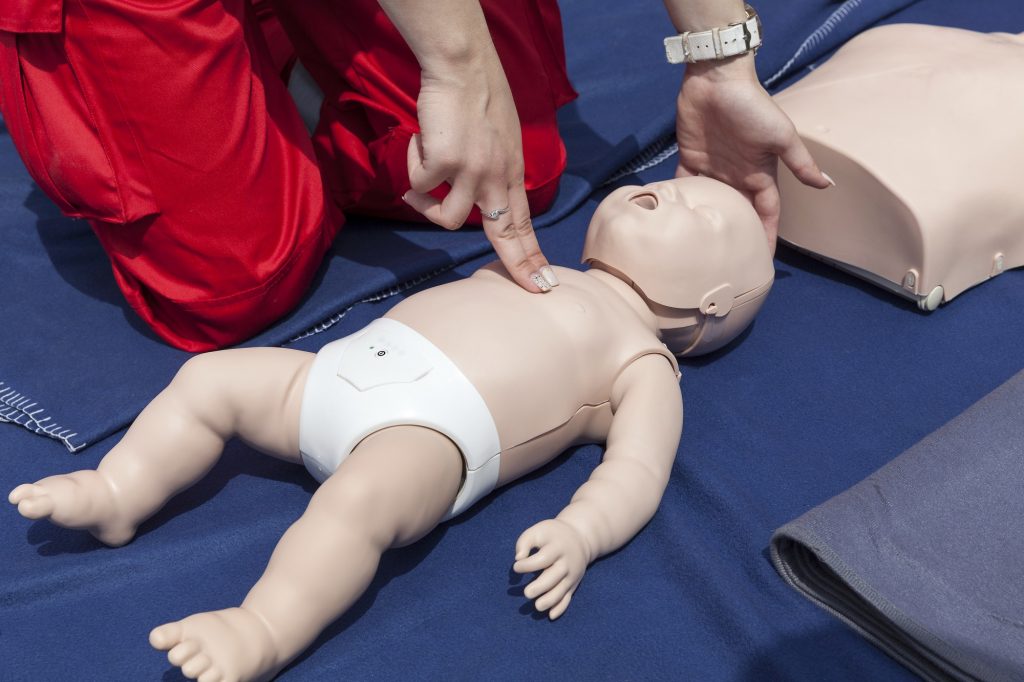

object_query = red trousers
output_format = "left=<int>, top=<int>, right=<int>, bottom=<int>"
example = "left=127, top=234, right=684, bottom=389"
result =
left=0, top=0, right=575, bottom=351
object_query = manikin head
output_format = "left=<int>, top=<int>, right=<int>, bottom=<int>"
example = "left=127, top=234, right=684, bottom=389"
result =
left=582, top=177, right=774, bottom=356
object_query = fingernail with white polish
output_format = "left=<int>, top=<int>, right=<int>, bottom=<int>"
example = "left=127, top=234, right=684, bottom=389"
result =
left=401, top=191, right=410, bottom=203
left=822, top=172, right=837, bottom=188
left=540, top=266, right=560, bottom=288
left=531, top=272, right=552, bottom=292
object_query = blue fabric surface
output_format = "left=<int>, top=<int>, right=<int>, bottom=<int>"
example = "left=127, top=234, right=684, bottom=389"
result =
left=4, top=1, right=1024, bottom=681
left=3, top=153, right=1023, bottom=679
left=0, top=0, right=918, bottom=452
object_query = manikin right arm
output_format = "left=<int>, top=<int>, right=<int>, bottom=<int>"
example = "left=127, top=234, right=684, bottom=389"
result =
left=513, top=353, right=683, bottom=618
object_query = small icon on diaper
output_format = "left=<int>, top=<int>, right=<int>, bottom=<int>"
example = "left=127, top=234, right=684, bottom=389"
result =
left=337, top=334, right=433, bottom=390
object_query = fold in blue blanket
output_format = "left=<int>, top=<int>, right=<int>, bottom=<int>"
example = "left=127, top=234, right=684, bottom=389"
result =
left=772, top=370, right=1024, bottom=682
left=0, top=0, right=921, bottom=453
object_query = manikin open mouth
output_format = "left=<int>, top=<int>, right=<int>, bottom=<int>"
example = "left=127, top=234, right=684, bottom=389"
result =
left=628, top=191, right=659, bottom=210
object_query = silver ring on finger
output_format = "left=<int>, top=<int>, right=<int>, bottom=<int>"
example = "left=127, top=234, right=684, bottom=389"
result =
left=482, top=206, right=511, bottom=220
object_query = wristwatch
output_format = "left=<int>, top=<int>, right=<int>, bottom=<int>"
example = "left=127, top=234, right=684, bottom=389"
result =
left=664, top=4, right=762, bottom=64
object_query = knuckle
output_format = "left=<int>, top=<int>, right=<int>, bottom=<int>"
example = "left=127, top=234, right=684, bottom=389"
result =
left=515, top=215, right=534, bottom=236
left=431, top=150, right=459, bottom=171
left=495, top=220, right=520, bottom=241
left=465, top=158, right=489, bottom=178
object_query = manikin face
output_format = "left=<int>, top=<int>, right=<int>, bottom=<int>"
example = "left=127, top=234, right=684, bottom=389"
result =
left=583, top=176, right=770, bottom=311
left=610, top=177, right=754, bottom=236
left=582, top=176, right=774, bottom=355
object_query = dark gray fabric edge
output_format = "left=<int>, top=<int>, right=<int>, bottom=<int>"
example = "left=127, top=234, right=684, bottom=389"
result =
left=770, top=525, right=985, bottom=681
left=768, top=361, right=1024, bottom=682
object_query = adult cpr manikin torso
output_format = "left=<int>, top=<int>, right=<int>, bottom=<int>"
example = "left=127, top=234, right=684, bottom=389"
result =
left=776, top=25, right=1024, bottom=309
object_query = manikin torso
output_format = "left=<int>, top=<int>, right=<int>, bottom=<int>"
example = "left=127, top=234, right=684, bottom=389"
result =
left=385, top=263, right=675, bottom=484
left=776, top=25, right=1024, bottom=306
left=282, top=174, right=772, bottom=488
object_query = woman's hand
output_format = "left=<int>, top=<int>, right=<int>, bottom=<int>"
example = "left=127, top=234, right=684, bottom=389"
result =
left=404, top=54, right=557, bottom=293
left=675, top=56, right=833, bottom=252
left=377, top=0, right=557, bottom=293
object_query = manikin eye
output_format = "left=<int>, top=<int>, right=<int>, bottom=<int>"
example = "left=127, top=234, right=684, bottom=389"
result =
left=629, top=192, right=658, bottom=210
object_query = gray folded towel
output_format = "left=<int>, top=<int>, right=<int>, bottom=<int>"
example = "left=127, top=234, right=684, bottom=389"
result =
left=772, top=369, right=1024, bottom=682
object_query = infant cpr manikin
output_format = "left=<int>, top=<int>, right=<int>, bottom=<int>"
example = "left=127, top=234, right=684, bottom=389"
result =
left=8, top=176, right=772, bottom=682
left=775, top=25, right=1024, bottom=310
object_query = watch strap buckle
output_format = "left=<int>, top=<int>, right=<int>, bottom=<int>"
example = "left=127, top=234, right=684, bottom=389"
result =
left=663, top=4, right=762, bottom=64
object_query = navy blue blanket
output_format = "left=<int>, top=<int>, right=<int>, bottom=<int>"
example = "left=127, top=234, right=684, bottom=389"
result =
left=0, top=0, right=919, bottom=453
left=4, top=155, right=1023, bottom=679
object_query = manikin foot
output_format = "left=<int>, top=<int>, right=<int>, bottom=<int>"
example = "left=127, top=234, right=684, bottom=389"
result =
left=150, top=608, right=283, bottom=682
left=8, top=470, right=139, bottom=546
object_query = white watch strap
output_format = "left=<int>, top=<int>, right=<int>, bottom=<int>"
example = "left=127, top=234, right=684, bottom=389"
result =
left=664, top=11, right=761, bottom=64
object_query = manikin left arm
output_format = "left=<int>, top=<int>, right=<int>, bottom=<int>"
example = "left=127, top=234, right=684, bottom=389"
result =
left=513, top=353, right=684, bottom=619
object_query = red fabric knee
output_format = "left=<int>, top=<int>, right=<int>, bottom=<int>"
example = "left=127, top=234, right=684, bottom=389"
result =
left=0, top=0, right=339, bottom=352
left=271, top=0, right=576, bottom=224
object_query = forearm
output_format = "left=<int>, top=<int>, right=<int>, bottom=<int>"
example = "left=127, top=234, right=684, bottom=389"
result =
left=663, top=0, right=746, bottom=31
left=556, top=456, right=672, bottom=563
left=556, top=355, right=682, bottom=562
left=377, top=0, right=498, bottom=75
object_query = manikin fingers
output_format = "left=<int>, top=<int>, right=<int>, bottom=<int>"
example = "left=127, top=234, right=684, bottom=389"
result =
left=513, top=546, right=558, bottom=574
left=514, top=530, right=541, bottom=561
left=167, top=639, right=201, bottom=666
left=150, top=622, right=184, bottom=650
left=534, top=576, right=575, bottom=613
left=515, top=521, right=555, bottom=559
left=547, top=589, right=575, bottom=620
left=8, top=481, right=33, bottom=501
left=197, top=667, right=224, bottom=682
left=523, top=562, right=569, bottom=600
left=8, top=482, right=39, bottom=504
left=16, top=491, right=54, bottom=519
left=180, top=652, right=213, bottom=678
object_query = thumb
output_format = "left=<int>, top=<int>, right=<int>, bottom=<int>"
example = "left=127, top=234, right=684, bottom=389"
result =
left=779, top=134, right=833, bottom=190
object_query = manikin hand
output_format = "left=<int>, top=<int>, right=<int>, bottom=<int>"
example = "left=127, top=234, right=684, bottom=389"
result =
left=404, top=56, right=557, bottom=294
left=513, top=518, right=590, bottom=620
left=675, top=56, right=833, bottom=252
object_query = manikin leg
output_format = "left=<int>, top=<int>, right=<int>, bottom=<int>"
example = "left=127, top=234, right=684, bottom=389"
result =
left=8, top=348, right=313, bottom=546
left=150, top=425, right=463, bottom=682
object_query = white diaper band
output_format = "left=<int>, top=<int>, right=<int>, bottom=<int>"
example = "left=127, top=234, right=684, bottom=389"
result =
left=298, top=318, right=502, bottom=520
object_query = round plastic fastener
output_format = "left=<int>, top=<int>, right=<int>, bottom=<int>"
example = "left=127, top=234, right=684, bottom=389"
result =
left=917, top=285, right=944, bottom=312
left=699, top=283, right=733, bottom=317
left=991, top=252, right=1005, bottom=276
